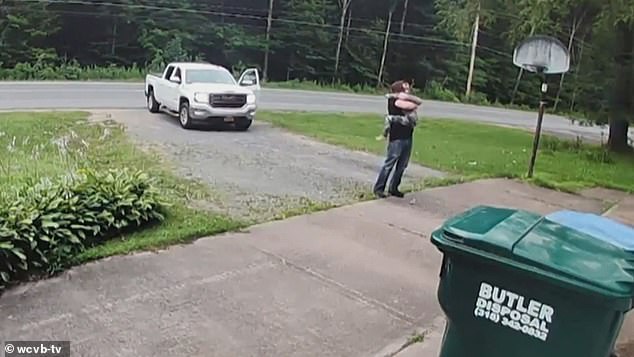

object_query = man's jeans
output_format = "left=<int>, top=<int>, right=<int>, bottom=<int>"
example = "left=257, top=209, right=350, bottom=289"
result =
left=373, top=138, right=412, bottom=194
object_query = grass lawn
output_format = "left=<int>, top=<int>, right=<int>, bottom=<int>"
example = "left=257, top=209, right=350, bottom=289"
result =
left=258, top=111, right=634, bottom=193
left=0, top=111, right=243, bottom=264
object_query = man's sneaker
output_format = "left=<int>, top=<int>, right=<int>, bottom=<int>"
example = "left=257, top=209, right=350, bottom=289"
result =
left=374, top=191, right=387, bottom=199
left=389, top=190, right=405, bottom=198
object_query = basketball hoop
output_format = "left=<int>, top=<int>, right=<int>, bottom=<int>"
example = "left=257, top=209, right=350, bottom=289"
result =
left=512, top=35, right=571, bottom=178
left=513, top=35, right=570, bottom=75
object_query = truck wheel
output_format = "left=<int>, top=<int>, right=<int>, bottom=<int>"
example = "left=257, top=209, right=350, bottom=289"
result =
left=179, top=101, right=194, bottom=129
left=147, top=89, right=160, bottom=113
left=236, top=120, right=252, bottom=131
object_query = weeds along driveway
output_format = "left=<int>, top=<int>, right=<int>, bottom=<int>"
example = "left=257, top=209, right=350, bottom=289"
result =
left=90, top=110, right=445, bottom=222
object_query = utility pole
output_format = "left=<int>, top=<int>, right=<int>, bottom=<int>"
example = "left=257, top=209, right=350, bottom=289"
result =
left=569, top=36, right=585, bottom=113
left=465, top=2, right=480, bottom=98
left=511, top=27, right=536, bottom=104
left=263, top=0, right=274, bottom=82
left=345, top=8, right=352, bottom=45
left=111, top=19, right=118, bottom=56
left=399, top=0, right=409, bottom=34
left=334, top=0, right=352, bottom=82
left=555, top=14, right=582, bottom=111
left=377, top=8, right=394, bottom=87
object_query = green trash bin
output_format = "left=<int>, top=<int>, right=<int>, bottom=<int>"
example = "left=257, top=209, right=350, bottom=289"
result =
left=430, top=205, right=634, bottom=357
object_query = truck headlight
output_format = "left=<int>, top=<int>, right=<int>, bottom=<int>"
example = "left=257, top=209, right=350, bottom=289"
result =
left=247, top=94, right=256, bottom=104
left=194, top=93, right=208, bottom=103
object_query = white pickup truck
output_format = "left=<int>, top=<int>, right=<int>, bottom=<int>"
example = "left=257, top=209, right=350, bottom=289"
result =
left=144, top=62, right=260, bottom=130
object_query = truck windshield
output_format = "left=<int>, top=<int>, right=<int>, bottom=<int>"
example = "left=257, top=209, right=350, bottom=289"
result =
left=186, top=69, right=236, bottom=84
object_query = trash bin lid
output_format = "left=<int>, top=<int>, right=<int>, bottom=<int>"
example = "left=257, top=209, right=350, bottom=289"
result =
left=545, top=210, right=634, bottom=250
left=432, top=205, right=634, bottom=298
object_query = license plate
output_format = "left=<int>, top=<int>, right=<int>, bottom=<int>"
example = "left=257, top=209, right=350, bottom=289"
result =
left=224, top=117, right=234, bottom=123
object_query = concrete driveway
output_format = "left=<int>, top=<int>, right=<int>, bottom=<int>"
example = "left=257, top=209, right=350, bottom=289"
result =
left=2, top=178, right=630, bottom=357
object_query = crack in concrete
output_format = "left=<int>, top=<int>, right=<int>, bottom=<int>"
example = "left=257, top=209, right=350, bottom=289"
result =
left=10, top=260, right=279, bottom=336
left=386, top=223, right=427, bottom=238
left=385, top=316, right=446, bottom=357
left=253, top=247, right=417, bottom=326
left=386, top=332, right=426, bottom=357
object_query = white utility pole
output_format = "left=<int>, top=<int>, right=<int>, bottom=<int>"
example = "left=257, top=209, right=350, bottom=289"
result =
left=465, top=2, right=480, bottom=98
left=263, top=0, right=274, bottom=82
left=377, top=8, right=394, bottom=87
left=334, top=0, right=352, bottom=81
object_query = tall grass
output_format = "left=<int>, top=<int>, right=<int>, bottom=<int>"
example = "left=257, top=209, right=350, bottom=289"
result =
left=0, top=61, right=145, bottom=81
left=266, top=78, right=384, bottom=95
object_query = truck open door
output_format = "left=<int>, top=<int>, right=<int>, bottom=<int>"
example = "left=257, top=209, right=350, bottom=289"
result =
left=237, top=68, right=261, bottom=101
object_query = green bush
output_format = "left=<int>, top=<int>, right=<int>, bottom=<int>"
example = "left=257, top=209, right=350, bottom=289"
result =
left=0, top=60, right=145, bottom=81
left=0, top=168, right=166, bottom=289
left=463, top=91, right=491, bottom=106
left=265, top=79, right=383, bottom=95
left=423, top=81, right=461, bottom=102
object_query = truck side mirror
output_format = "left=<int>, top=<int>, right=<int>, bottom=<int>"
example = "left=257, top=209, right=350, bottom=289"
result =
left=171, top=75, right=181, bottom=84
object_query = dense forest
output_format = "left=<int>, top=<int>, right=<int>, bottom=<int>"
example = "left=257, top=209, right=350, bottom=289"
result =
left=0, top=0, right=632, bottom=150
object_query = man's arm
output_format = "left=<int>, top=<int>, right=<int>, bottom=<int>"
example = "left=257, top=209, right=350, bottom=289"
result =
left=386, top=92, right=423, bottom=107
left=395, top=99, right=419, bottom=111
left=397, top=92, right=423, bottom=105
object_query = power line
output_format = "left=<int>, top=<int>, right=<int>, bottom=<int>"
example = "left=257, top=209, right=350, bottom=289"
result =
left=8, top=0, right=602, bottom=53
left=12, top=0, right=487, bottom=52
left=4, top=0, right=568, bottom=64
left=18, top=4, right=517, bottom=59
left=2, top=4, right=515, bottom=64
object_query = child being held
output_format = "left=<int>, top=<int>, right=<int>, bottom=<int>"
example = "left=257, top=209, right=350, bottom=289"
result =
left=377, top=90, right=423, bottom=140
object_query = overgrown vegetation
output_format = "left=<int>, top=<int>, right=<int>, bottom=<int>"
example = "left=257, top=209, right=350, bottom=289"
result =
left=265, top=78, right=383, bottom=95
left=0, top=58, right=146, bottom=81
left=0, top=168, right=166, bottom=288
left=0, top=0, right=631, bottom=150
left=0, top=112, right=243, bottom=291
left=259, top=111, right=634, bottom=193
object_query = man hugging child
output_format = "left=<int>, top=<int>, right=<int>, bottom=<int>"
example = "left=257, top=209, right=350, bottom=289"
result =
left=377, top=83, right=423, bottom=140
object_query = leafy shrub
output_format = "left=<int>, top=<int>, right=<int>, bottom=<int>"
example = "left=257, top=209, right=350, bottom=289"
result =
left=463, top=91, right=491, bottom=106
left=266, top=79, right=382, bottom=95
left=0, top=59, right=145, bottom=81
left=424, top=81, right=461, bottom=102
left=0, top=168, right=166, bottom=289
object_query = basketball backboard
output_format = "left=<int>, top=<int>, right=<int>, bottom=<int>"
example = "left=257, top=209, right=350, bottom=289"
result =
left=513, top=35, right=570, bottom=74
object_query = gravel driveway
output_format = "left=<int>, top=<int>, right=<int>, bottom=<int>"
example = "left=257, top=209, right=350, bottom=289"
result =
left=91, top=110, right=444, bottom=221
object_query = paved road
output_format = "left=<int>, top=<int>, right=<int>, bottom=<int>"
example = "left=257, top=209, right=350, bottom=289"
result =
left=0, top=81, right=627, bottom=143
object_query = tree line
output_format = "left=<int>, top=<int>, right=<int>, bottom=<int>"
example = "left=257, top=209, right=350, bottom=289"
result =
left=0, top=0, right=632, bottom=150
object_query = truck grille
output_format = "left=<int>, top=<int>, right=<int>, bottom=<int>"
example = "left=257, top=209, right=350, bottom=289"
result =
left=210, top=94, right=247, bottom=108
